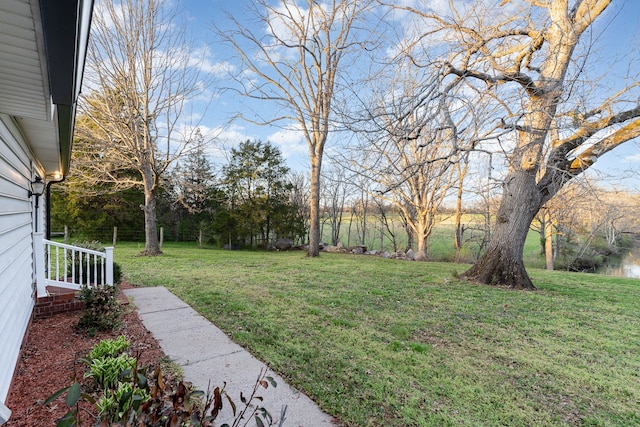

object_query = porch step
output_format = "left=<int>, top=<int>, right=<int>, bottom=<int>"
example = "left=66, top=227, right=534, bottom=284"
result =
left=35, top=286, right=130, bottom=319
left=35, top=287, right=83, bottom=318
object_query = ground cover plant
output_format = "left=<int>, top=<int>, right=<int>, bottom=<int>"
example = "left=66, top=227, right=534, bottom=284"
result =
left=116, top=242, right=640, bottom=426
left=46, top=320, right=280, bottom=427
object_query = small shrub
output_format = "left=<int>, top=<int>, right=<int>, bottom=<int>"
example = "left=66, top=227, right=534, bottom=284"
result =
left=47, top=361, right=281, bottom=427
left=113, top=261, right=123, bottom=284
left=77, top=284, right=122, bottom=333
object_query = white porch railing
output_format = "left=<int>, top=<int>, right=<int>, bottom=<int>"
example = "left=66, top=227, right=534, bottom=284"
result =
left=34, top=233, right=114, bottom=298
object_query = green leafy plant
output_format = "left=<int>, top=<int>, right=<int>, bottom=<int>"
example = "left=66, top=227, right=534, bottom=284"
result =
left=97, top=380, right=151, bottom=423
left=86, top=335, right=130, bottom=362
left=77, top=283, right=122, bottom=333
left=85, top=353, right=136, bottom=390
left=44, top=379, right=96, bottom=427
left=46, top=339, right=284, bottom=427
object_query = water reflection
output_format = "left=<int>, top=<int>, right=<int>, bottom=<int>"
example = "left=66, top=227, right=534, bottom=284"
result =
left=600, top=251, right=640, bottom=279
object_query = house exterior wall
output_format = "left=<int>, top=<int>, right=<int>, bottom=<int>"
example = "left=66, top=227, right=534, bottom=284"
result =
left=0, top=114, right=39, bottom=406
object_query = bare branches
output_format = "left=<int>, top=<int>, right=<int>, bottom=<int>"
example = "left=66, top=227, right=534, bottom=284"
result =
left=216, top=1, right=371, bottom=149
left=444, top=61, right=544, bottom=97
left=215, top=0, right=374, bottom=256
left=73, top=0, right=215, bottom=254
left=569, top=117, right=640, bottom=172
left=77, top=0, right=213, bottom=188
left=571, top=0, right=612, bottom=36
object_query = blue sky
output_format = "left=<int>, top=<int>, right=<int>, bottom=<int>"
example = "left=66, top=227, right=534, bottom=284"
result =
left=177, top=0, right=640, bottom=187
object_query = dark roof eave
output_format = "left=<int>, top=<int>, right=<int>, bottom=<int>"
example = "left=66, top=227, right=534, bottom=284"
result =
left=56, top=104, right=74, bottom=176
left=40, top=0, right=94, bottom=175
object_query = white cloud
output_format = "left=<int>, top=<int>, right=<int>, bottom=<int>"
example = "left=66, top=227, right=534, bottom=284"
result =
left=214, top=123, right=251, bottom=145
left=622, top=153, right=640, bottom=163
left=266, top=126, right=307, bottom=159
left=187, top=46, right=236, bottom=77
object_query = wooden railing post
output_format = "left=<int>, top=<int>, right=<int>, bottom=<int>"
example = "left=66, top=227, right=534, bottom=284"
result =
left=34, top=232, right=47, bottom=298
left=105, top=247, right=114, bottom=286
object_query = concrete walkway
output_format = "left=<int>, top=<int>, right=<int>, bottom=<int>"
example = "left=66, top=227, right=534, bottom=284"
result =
left=123, top=286, right=339, bottom=427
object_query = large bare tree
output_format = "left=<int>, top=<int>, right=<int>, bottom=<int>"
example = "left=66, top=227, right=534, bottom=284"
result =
left=76, top=0, right=210, bottom=255
left=216, top=0, right=374, bottom=257
left=401, top=0, right=640, bottom=288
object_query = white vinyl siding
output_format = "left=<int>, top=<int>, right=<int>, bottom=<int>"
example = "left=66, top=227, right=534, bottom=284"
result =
left=0, top=114, right=36, bottom=403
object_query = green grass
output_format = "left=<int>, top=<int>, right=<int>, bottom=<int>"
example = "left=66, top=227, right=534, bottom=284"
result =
left=115, top=242, right=640, bottom=426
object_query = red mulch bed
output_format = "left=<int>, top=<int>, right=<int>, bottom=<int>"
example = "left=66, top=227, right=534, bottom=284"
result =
left=4, top=284, right=165, bottom=426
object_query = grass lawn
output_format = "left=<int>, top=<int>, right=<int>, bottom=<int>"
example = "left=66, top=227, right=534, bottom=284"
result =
left=115, top=242, right=640, bottom=426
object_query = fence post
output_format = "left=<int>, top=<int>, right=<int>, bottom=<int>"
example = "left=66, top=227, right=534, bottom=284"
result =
left=105, top=247, right=114, bottom=286
left=34, top=232, right=47, bottom=297
left=159, top=227, right=164, bottom=248
left=113, top=226, right=118, bottom=247
left=64, top=225, right=68, bottom=244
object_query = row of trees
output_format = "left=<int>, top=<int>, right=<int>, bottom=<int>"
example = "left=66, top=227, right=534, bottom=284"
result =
left=71, top=0, right=640, bottom=289
left=53, top=140, right=307, bottom=248
left=56, top=128, right=640, bottom=272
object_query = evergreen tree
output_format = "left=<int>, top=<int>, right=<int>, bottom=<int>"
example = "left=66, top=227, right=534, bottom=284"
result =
left=220, top=140, right=305, bottom=248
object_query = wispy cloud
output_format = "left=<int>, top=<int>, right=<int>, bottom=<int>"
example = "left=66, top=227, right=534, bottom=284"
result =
left=187, top=46, right=236, bottom=77
left=266, top=125, right=307, bottom=160
left=622, top=153, right=640, bottom=163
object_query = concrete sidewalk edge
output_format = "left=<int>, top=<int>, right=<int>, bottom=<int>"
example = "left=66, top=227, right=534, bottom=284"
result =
left=124, top=286, right=339, bottom=427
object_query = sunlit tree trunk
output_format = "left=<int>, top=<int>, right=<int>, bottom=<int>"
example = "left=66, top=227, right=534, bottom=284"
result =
left=454, top=159, right=469, bottom=262
left=308, top=153, right=322, bottom=257
left=464, top=171, right=541, bottom=288
left=544, top=215, right=554, bottom=270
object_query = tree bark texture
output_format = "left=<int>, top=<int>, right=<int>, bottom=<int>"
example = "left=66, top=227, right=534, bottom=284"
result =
left=307, top=154, right=322, bottom=257
left=464, top=171, right=541, bottom=289
left=141, top=173, right=162, bottom=256
left=544, top=212, right=554, bottom=270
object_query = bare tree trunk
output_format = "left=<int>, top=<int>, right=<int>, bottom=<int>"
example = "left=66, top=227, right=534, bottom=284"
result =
left=416, top=236, right=427, bottom=260
left=454, top=158, right=468, bottom=262
left=454, top=184, right=464, bottom=262
left=142, top=187, right=161, bottom=255
left=463, top=171, right=540, bottom=289
left=360, top=191, right=368, bottom=246
left=347, top=207, right=354, bottom=249
left=308, top=155, right=321, bottom=257
left=545, top=216, right=554, bottom=270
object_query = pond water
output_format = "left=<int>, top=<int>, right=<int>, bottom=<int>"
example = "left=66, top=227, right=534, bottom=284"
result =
left=598, top=250, right=640, bottom=279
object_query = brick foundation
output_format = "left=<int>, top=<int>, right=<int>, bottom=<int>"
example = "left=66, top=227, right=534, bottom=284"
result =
left=35, top=287, right=84, bottom=318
